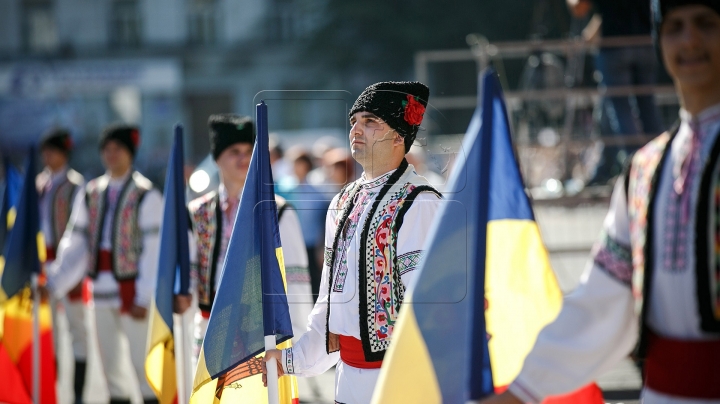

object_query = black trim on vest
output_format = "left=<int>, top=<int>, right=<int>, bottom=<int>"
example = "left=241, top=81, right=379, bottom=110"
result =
left=635, top=127, right=678, bottom=360
left=49, top=177, right=78, bottom=248
left=324, top=182, right=363, bottom=355
left=277, top=199, right=290, bottom=221
left=695, top=128, right=720, bottom=333
left=201, top=194, right=223, bottom=313
left=356, top=159, right=410, bottom=362
left=389, top=184, right=442, bottom=327
left=87, top=183, right=110, bottom=280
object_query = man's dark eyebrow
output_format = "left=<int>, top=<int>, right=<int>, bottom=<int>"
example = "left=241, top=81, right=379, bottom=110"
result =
left=350, top=113, right=381, bottom=124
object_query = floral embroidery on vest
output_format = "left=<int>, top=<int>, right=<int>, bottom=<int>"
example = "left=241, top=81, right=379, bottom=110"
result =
left=189, top=192, right=218, bottom=309
left=50, top=170, right=82, bottom=248
left=112, top=174, right=151, bottom=280
left=628, top=132, right=671, bottom=314
left=365, top=183, right=416, bottom=345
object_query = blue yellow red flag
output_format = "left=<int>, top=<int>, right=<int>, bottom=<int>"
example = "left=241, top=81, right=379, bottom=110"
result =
left=190, top=102, right=299, bottom=404
left=2, top=148, right=43, bottom=300
left=1, top=158, right=22, bottom=250
left=372, top=70, right=601, bottom=403
left=0, top=147, right=57, bottom=404
left=145, top=125, right=191, bottom=404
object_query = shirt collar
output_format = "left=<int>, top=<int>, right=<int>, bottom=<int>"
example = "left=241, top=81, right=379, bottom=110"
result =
left=106, top=169, right=132, bottom=187
left=359, top=169, right=396, bottom=189
left=44, top=165, right=68, bottom=183
left=679, top=102, right=720, bottom=137
left=218, top=183, right=242, bottom=204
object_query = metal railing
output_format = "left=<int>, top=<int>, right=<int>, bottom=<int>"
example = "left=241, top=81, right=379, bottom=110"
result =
left=416, top=35, right=678, bottom=263
left=416, top=34, right=679, bottom=190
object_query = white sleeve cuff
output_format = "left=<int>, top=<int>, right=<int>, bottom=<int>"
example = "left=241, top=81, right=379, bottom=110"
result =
left=281, top=347, right=295, bottom=374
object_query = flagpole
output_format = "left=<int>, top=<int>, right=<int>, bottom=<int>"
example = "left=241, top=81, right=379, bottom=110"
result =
left=180, top=310, right=190, bottom=403
left=174, top=313, right=185, bottom=404
left=31, top=272, right=40, bottom=404
left=264, top=335, right=280, bottom=404
left=256, top=101, right=281, bottom=404
left=175, top=312, right=192, bottom=404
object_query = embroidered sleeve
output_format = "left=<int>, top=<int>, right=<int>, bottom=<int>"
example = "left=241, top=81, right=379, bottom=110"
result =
left=592, top=232, right=632, bottom=286
left=397, top=250, right=423, bottom=276
left=591, top=177, right=634, bottom=287
left=282, top=347, right=295, bottom=374
left=324, top=247, right=333, bottom=268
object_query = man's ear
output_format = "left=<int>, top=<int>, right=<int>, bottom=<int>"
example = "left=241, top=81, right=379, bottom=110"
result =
left=393, top=132, right=405, bottom=147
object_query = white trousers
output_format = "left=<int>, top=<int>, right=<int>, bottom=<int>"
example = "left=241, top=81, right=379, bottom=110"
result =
left=94, top=305, right=154, bottom=400
left=334, top=360, right=381, bottom=404
left=50, top=297, right=88, bottom=360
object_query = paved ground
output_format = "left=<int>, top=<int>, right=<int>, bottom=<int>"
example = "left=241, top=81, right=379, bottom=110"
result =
left=53, top=201, right=641, bottom=404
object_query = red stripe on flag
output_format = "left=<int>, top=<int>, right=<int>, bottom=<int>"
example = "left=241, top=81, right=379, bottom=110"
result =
left=495, top=383, right=604, bottom=404
left=0, top=344, right=31, bottom=404
left=542, top=383, right=604, bottom=404
left=16, top=328, right=57, bottom=404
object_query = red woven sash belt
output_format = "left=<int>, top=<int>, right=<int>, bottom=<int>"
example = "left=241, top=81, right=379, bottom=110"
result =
left=645, top=329, right=720, bottom=398
left=96, top=250, right=135, bottom=314
left=45, top=246, right=56, bottom=261
left=339, top=335, right=382, bottom=369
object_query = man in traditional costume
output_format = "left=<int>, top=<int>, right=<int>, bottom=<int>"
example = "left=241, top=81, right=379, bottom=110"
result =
left=263, top=81, right=442, bottom=404
left=46, top=124, right=163, bottom=404
left=483, top=1, right=720, bottom=403
left=180, top=114, right=312, bottom=362
left=37, top=128, right=88, bottom=403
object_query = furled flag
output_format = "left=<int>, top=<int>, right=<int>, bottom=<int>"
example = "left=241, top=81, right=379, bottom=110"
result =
left=0, top=148, right=57, bottom=404
left=190, top=101, right=299, bottom=404
left=0, top=158, right=23, bottom=252
left=145, top=125, right=191, bottom=404
left=371, top=70, right=603, bottom=404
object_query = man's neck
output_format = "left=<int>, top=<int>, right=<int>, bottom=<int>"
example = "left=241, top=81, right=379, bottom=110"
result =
left=222, top=180, right=245, bottom=200
left=361, top=158, right=403, bottom=181
left=109, top=167, right=131, bottom=180
left=677, top=81, right=720, bottom=116
left=47, top=164, right=67, bottom=175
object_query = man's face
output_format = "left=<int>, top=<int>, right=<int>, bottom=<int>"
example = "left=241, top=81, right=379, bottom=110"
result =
left=348, top=111, right=403, bottom=167
left=216, top=142, right=253, bottom=185
left=661, top=5, right=720, bottom=90
left=101, top=140, right=133, bottom=174
left=41, top=147, right=67, bottom=171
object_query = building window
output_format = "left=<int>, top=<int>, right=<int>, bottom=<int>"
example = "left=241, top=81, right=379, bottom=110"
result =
left=188, top=0, right=217, bottom=44
left=188, top=0, right=217, bottom=45
left=23, top=1, right=59, bottom=52
left=266, top=0, right=321, bottom=44
left=111, top=0, right=141, bottom=47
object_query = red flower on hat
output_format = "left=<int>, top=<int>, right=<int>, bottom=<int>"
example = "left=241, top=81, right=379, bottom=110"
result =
left=403, top=94, right=425, bottom=126
left=64, top=136, right=73, bottom=150
left=130, top=129, right=140, bottom=147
